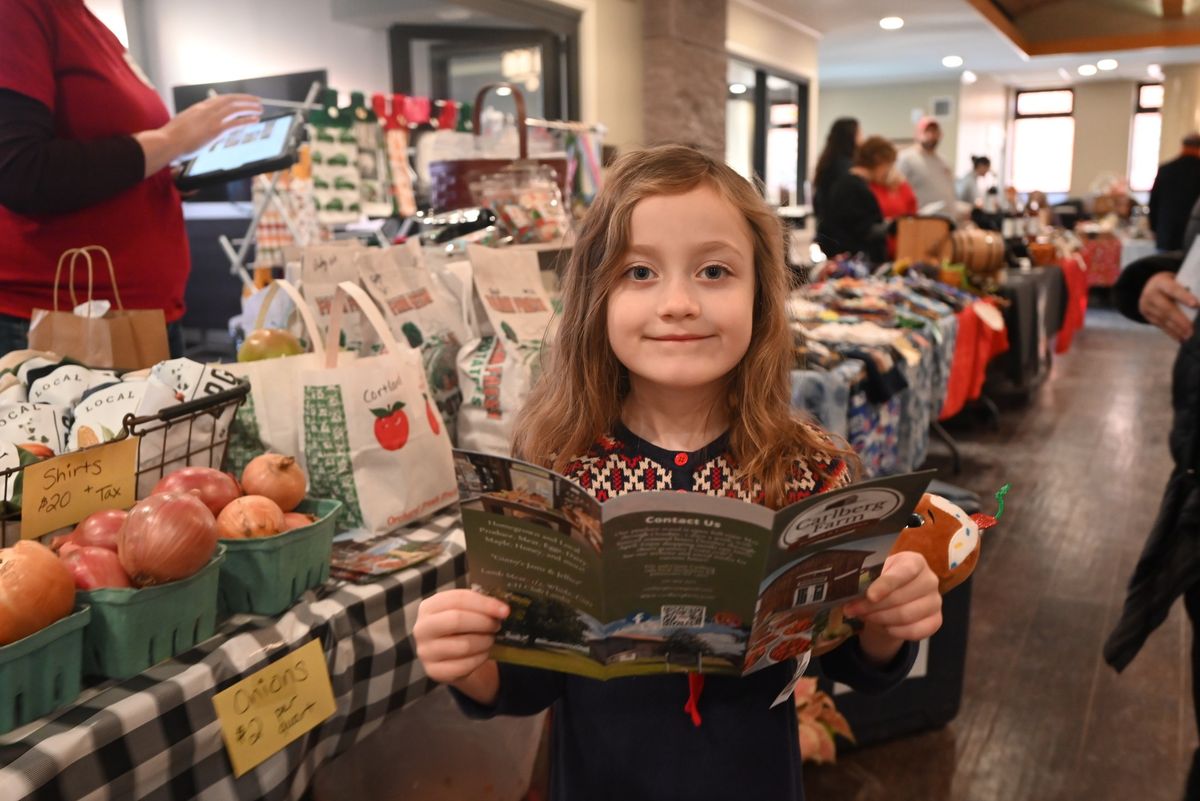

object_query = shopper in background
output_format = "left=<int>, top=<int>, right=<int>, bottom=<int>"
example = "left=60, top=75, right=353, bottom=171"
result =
left=1106, top=236, right=1200, bottom=799
left=414, top=144, right=941, bottom=801
left=897, top=117, right=958, bottom=218
left=1149, top=132, right=1200, bottom=252
left=817, top=136, right=897, bottom=263
left=0, top=0, right=261, bottom=357
left=958, top=155, right=995, bottom=207
left=812, top=117, right=860, bottom=221
left=870, top=165, right=918, bottom=261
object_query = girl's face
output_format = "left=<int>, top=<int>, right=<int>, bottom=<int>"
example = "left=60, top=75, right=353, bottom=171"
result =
left=606, top=185, right=756, bottom=395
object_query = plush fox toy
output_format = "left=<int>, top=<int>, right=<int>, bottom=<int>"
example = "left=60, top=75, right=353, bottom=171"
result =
left=894, top=485, right=1008, bottom=595
left=809, top=486, right=1008, bottom=657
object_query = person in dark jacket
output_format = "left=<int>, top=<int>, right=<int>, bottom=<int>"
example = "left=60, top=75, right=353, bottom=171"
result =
left=816, top=136, right=894, bottom=264
left=812, top=117, right=859, bottom=221
left=1149, top=133, right=1200, bottom=252
left=1106, top=237, right=1200, bottom=799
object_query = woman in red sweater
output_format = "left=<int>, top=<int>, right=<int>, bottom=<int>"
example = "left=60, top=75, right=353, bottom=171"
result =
left=869, top=167, right=917, bottom=260
left=0, top=0, right=261, bottom=357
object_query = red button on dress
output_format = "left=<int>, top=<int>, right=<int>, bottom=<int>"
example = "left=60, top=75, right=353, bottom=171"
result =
left=674, top=453, right=688, bottom=466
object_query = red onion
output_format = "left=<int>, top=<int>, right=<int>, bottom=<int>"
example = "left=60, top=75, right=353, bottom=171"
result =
left=60, top=546, right=132, bottom=590
left=153, top=467, right=242, bottom=516
left=118, top=492, right=218, bottom=587
left=51, top=508, right=127, bottom=552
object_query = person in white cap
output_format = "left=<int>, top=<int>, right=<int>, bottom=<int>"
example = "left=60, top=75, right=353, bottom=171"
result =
left=897, top=117, right=959, bottom=219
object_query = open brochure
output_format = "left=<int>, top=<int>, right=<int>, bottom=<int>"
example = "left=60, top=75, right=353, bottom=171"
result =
left=454, top=449, right=934, bottom=680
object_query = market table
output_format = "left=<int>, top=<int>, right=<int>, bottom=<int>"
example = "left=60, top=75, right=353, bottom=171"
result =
left=0, top=514, right=465, bottom=801
left=986, top=265, right=1066, bottom=395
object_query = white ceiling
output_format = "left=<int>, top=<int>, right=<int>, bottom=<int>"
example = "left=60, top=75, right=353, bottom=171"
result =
left=756, top=0, right=1200, bottom=87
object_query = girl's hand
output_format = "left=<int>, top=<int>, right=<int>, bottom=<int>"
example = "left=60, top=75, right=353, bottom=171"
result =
left=1139, top=271, right=1198, bottom=342
left=413, top=589, right=509, bottom=703
left=843, top=551, right=942, bottom=666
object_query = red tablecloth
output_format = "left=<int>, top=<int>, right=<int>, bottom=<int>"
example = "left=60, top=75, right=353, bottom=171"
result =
left=939, top=303, right=1010, bottom=420
left=1056, top=255, right=1089, bottom=354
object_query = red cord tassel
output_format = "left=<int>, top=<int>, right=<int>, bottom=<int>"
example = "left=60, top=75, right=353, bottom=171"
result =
left=683, top=672, right=705, bottom=727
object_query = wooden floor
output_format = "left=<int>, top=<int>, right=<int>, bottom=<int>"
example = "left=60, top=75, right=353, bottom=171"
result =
left=805, top=308, right=1193, bottom=801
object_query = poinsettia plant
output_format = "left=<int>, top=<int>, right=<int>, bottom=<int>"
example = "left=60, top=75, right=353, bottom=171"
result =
left=794, top=677, right=854, bottom=763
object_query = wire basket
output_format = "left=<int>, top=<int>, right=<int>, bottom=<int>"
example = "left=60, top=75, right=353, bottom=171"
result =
left=0, top=382, right=249, bottom=547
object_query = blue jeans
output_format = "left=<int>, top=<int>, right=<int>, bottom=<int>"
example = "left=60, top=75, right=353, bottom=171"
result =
left=0, top=313, right=184, bottom=362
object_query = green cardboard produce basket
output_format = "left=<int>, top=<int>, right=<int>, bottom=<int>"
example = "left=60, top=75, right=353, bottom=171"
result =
left=217, top=498, right=343, bottom=616
left=0, top=605, right=91, bottom=734
left=80, top=546, right=225, bottom=680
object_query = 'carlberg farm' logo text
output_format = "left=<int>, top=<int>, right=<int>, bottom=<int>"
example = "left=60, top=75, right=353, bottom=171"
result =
left=779, top=488, right=904, bottom=549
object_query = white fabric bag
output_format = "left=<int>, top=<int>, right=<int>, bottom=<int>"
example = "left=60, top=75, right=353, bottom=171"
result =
left=299, top=281, right=456, bottom=533
left=219, top=280, right=337, bottom=476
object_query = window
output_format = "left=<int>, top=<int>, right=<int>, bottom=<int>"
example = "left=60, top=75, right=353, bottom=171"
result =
left=1010, top=89, right=1075, bottom=194
left=1129, top=83, right=1164, bottom=192
left=724, top=59, right=810, bottom=207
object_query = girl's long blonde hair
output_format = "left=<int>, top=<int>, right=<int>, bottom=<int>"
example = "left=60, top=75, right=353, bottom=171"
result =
left=512, top=144, right=856, bottom=508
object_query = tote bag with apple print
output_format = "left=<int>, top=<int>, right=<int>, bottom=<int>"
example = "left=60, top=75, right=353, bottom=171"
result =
left=298, top=281, right=456, bottom=534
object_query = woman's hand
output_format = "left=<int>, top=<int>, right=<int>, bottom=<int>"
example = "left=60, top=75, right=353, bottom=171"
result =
left=1139, top=271, right=1198, bottom=342
left=413, top=589, right=509, bottom=705
left=844, top=551, right=942, bottom=666
left=135, top=94, right=262, bottom=178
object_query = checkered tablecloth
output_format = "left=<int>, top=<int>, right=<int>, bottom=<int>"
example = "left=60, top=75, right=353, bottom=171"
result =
left=0, top=513, right=466, bottom=801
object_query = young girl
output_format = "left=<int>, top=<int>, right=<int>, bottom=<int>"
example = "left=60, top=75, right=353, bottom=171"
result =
left=414, top=145, right=943, bottom=800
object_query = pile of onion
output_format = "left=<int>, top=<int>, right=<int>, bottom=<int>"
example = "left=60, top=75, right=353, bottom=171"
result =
left=118, top=492, right=218, bottom=587
left=241, top=454, right=306, bottom=513
left=0, top=541, right=75, bottom=646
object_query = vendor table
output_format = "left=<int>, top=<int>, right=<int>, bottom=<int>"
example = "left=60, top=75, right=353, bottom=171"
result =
left=0, top=515, right=465, bottom=801
left=986, top=266, right=1066, bottom=395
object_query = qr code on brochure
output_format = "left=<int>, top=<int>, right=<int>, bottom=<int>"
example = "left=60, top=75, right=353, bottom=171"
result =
left=661, top=605, right=706, bottom=628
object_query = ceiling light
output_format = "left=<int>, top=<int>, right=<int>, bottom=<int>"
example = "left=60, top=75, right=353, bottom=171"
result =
left=1097, top=58, right=1119, bottom=71
left=1078, top=64, right=1098, bottom=76
left=729, top=83, right=748, bottom=95
left=961, top=70, right=978, bottom=84
left=879, top=16, right=904, bottom=30
left=494, top=86, right=512, bottom=96
left=942, top=55, right=964, bottom=68
left=1148, top=63, right=1165, bottom=80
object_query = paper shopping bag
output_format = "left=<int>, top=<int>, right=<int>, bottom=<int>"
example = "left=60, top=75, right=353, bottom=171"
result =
left=299, top=281, right=456, bottom=533
left=219, top=280, right=342, bottom=476
left=27, top=246, right=170, bottom=370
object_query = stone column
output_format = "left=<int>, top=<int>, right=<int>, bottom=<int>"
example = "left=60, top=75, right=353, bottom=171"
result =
left=1160, top=63, right=1200, bottom=164
left=642, top=0, right=728, bottom=157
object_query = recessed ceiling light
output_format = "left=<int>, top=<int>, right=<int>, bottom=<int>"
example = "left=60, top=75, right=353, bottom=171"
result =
left=942, top=55, right=964, bottom=68
left=1097, top=58, right=1119, bottom=71
left=1148, top=63, right=1165, bottom=80
left=729, top=83, right=748, bottom=95
left=961, top=70, right=978, bottom=84
left=879, top=16, right=904, bottom=30
left=1078, top=64, right=1098, bottom=76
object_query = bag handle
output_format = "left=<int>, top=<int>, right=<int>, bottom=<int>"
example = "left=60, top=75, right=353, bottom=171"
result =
left=53, top=246, right=125, bottom=312
left=472, top=83, right=528, bottom=160
left=324, top=280, right=414, bottom=369
left=254, top=279, right=326, bottom=359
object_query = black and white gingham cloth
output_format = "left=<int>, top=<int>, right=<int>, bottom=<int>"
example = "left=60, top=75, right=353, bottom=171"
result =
left=0, top=513, right=465, bottom=801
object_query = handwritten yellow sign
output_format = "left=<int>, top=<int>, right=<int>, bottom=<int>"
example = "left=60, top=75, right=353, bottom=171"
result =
left=212, top=638, right=337, bottom=777
left=21, top=436, right=139, bottom=540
